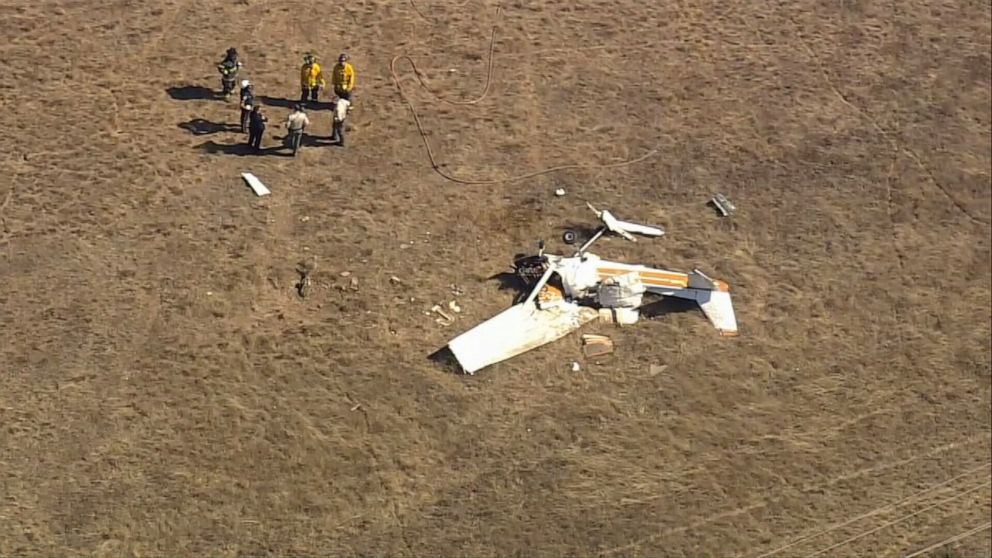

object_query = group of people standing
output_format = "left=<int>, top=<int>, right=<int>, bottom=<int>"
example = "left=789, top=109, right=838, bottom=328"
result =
left=216, top=48, right=357, bottom=156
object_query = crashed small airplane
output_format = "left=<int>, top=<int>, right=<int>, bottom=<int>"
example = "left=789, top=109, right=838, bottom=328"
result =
left=444, top=203, right=738, bottom=374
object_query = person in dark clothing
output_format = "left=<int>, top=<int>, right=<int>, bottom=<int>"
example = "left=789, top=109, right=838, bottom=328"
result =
left=217, top=47, right=242, bottom=98
left=247, top=106, right=267, bottom=151
left=240, top=84, right=255, bottom=134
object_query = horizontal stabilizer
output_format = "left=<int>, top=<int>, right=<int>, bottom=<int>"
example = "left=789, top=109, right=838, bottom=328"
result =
left=612, top=218, right=664, bottom=237
left=586, top=203, right=665, bottom=241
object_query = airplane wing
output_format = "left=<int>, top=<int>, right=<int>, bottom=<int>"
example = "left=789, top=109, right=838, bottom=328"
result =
left=447, top=302, right=599, bottom=374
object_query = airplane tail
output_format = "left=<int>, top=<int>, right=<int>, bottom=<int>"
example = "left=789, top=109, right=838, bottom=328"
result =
left=593, top=263, right=739, bottom=336
left=695, top=288, right=738, bottom=336
left=676, top=270, right=738, bottom=336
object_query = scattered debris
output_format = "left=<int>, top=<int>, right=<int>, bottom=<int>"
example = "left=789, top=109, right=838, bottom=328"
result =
left=349, top=276, right=359, bottom=291
left=442, top=203, right=738, bottom=374
left=390, top=275, right=402, bottom=284
left=241, top=172, right=271, bottom=196
left=448, top=300, right=461, bottom=313
left=345, top=392, right=364, bottom=413
left=709, top=193, right=736, bottom=217
left=555, top=188, right=566, bottom=197
left=340, top=271, right=352, bottom=277
left=571, top=361, right=581, bottom=372
left=300, top=216, right=310, bottom=222
left=581, top=334, right=615, bottom=358
left=296, top=261, right=314, bottom=298
left=431, top=304, right=454, bottom=326
left=648, top=364, right=669, bottom=377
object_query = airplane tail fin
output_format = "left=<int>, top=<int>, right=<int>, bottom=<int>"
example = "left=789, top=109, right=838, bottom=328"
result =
left=697, top=289, right=738, bottom=337
left=650, top=269, right=738, bottom=336
left=689, top=270, right=738, bottom=336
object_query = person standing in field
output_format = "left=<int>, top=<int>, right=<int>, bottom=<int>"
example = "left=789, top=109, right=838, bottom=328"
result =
left=247, top=105, right=267, bottom=151
left=239, top=83, right=255, bottom=134
left=330, top=96, right=350, bottom=147
left=331, top=53, right=355, bottom=101
left=285, top=104, right=310, bottom=156
left=300, top=53, right=325, bottom=103
left=217, top=47, right=242, bottom=99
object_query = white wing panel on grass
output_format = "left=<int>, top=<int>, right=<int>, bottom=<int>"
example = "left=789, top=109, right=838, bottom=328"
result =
left=241, top=172, right=271, bottom=196
left=447, top=303, right=599, bottom=374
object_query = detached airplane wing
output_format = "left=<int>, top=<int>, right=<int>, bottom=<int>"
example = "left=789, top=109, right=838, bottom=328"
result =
left=447, top=302, right=599, bottom=374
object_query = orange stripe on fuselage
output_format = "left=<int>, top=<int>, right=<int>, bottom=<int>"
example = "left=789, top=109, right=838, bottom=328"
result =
left=596, top=267, right=689, bottom=288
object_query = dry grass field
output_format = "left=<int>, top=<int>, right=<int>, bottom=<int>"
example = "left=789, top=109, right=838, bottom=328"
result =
left=1, top=0, right=990, bottom=556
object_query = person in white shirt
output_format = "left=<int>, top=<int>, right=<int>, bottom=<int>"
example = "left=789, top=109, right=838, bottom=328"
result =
left=331, top=97, right=350, bottom=147
left=285, top=104, right=310, bottom=156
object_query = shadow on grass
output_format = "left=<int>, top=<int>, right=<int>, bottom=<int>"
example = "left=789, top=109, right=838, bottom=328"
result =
left=178, top=118, right=240, bottom=135
left=428, top=346, right=464, bottom=375
left=259, top=96, right=335, bottom=111
left=640, top=296, right=698, bottom=319
left=166, top=85, right=218, bottom=101
left=195, top=140, right=291, bottom=157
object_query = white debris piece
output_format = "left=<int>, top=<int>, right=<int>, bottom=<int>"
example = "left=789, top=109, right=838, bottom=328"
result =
left=597, top=272, right=646, bottom=308
left=555, top=188, right=566, bottom=197
left=241, top=172, right=271, bottom=196
left=431, top=304, right=454, bottom=325
left=571, top=361, right=581, bottom=372
left=710, top=193, right=736, bottom=216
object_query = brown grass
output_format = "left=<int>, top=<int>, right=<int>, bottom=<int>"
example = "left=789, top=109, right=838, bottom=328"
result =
left=0, top=0, right=989, bottom=556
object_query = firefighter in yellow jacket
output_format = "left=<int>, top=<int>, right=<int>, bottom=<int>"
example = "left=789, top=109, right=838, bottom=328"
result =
left=332, top=53, right=356, bottom=101
left=300, top=53, right=325, bottom=103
